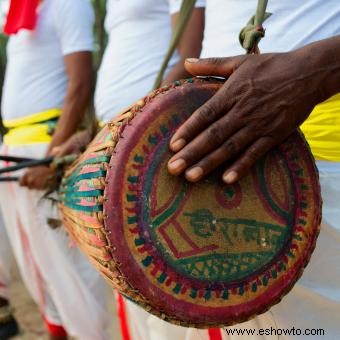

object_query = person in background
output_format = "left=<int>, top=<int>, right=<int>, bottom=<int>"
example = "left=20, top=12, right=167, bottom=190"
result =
left=94, top=0, right=205, bottom=122
left=55, top=1, right=222, bottom=339
left=168, top=1, right=340, bottom=339
left=0, top=0, right=109, bottom=339
left=95, top=2, right=210, bottom=339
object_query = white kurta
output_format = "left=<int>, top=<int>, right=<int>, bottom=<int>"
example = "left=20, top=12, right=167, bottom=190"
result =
left=1, top=0, right=94, bottom=121
left=0, top=0, right=110, bottom=338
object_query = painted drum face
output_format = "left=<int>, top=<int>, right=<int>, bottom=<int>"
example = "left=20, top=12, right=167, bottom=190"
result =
left=60, top=78, right=322, bottom=328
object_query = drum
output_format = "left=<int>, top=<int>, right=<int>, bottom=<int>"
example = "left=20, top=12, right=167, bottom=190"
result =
left=59, top=77, right=321, bottom=328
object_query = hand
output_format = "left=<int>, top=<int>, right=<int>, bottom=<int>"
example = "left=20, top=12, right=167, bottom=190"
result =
left=50, top=130, right=92, bottom=158
left=167, top=50, right=323, bottom=184
left=20, top=166, right=55, bottom=190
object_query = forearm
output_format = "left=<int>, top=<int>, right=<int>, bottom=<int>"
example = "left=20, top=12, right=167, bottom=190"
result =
left=47, top=80, right=91, bottom=154
left=163, top=8, right=204, bottom=85
left=292, top=35, right=340, bottom=104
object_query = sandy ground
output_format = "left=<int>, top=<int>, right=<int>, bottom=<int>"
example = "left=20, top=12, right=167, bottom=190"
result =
left=8, top=266, right=121, bottom=340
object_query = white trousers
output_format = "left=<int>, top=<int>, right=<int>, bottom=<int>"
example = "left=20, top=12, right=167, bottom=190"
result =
left=0, top=143, right=110, bottom=340
left=0, top=212, right=13, bottom=300
left=122, top=162, right=340, bottom=340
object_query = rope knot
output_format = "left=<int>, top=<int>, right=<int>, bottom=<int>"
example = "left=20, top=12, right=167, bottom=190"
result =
left=238, top=0, right=272, bottom=54
left=239, top=22, right=266, bottom=54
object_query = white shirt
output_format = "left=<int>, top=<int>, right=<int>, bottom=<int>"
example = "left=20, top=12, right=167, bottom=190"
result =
left=201, top=0, right=340, bottom=57
left=95, top=0, right=205, bottom=123
left=1, top=0, right=94, bottom=120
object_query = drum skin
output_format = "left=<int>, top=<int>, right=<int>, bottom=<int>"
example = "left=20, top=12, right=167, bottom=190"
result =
left=59, top=78, right=322, bottom=328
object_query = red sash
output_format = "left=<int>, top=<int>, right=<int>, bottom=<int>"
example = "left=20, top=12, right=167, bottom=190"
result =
left=3, top=0, right=39, bottom=35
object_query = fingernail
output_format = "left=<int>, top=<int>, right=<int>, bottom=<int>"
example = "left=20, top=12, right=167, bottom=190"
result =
left=170, top=138, right=186, bottom=152
left=186, top=58, right=199, bottom=63
left=186, top=167, right=203, bottom=182
left=168, top=158, right=186, bottom=174
left=223, top=171, right=238, bottom=184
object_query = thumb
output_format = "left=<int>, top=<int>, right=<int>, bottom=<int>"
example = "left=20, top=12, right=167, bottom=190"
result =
left=184, top=55, right=247, bottom=78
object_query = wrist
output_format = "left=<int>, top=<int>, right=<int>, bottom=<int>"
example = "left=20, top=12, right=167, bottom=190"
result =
left=293, top=36, right=340, bottom=104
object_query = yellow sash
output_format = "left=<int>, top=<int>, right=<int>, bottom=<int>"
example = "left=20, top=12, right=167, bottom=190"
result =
left=301, top=94, right=340, bottom=162
left=3, top=108, right=61, bottom=145
left=3, top=98, right=338, bottom=159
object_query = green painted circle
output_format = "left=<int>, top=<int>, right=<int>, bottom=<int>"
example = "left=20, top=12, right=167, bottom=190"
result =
left=136, top=132, right=295, bottom=284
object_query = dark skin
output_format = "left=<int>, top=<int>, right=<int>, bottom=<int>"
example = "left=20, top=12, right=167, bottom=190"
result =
left=168, top=35, right=340, bottom=183
left=19, top=52, right=93, bottom=190
left=14, top=2, right=86, bottom=339
left=51, top=129, right=92, bottom=157
left=163, top=8, right=205, bottom=84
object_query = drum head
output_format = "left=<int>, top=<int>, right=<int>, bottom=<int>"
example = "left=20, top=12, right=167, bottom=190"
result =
left=104, top=78, right=321, bottom=327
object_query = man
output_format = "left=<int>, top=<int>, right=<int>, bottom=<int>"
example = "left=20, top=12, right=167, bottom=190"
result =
left=0, top=0, right=109, bottom=339
left=57, top=1, right=210, bottom=339
left=95, top=2, right=208, bottom=339
left=168, top=1, right=340, bottom=339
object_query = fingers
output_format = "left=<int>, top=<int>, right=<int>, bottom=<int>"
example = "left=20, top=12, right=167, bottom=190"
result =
left=222, top=137, right=275, bottom=184
left=170, top=57, right=251, bottom=153
left=51, top=131, right=91, bottom=157
left=168, top=113, right=243, bottom=175
left=19, top=170, right=35, bottom=189
left=183, top=127, right=253, bottom=182
left=184, top=55, right=247, bottom=77
left=19, top=171, right=34, bottom=189
left=169, top=84, right=235, bottom=153
left=19, top=167, right=53, bottom=190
